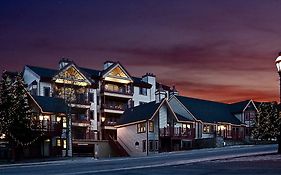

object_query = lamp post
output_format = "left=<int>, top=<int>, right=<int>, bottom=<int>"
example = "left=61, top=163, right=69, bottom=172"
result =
left=275, top=52, right=281, bottom=154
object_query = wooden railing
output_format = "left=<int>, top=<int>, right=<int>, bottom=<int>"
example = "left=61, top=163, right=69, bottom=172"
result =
left=160, top=127, right=195, bottom=139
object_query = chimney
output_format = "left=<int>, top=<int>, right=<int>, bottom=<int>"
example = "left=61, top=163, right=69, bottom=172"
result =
left=155, top=84, right=167, bottom=103
left=170, top=85, right=179, bottom=96
left=103, top=61, right=115, bottom=70
left=142, top=73, right=156, bottom=101
left=59, top=58, right=72, bottom=69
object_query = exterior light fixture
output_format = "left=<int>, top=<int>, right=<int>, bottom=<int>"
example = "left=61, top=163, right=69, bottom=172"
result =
left=39, top=115, right=44, bottom=121
left=101, top=117, right=106, bottom=122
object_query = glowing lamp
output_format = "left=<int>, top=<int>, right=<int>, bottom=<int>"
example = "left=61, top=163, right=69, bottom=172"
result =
left=39, top=115, right=44, bottom=121
left=101, top=117, right=106, bottom=122
left=275, top=52, right=281, bottom=73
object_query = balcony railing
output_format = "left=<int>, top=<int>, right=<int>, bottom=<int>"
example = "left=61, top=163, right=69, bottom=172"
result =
left=160, top=127, right=195, bottom=139
left=72, top=115, right=90, bottom=124
left=32, top=120, right=62, bottom=136
left=102, top=103, right=127, bottom=111
left=102, top=85, right=133, bottom=96
left=103, top=120, right=117, bottom=126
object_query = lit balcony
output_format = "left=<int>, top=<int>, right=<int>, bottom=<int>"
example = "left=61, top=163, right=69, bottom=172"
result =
left=160, top=127, right=195, bottom=140
left=101, top=83, right=133, bottom=98
left=102, top=103, right=127, bottom=114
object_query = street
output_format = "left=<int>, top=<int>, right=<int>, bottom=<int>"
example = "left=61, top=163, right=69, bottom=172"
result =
left=0, top=144, right=279, bottom=175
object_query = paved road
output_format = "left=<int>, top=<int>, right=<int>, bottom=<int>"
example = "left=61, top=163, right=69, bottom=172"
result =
left=0, top=144, right=278, bottom=175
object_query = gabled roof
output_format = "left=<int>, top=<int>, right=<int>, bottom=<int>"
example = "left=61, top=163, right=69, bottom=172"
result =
left=52, top=63, right=95, bottom=85
left=175, top=96, right=242, bottom=125
left=80, top=67, right=101, bottom=79
left=25, top=63, right=152, bottom=88
left=31, top=95, right=67, bottom=113
left=117, top=101, right=163, bottom=126
left=175, top=113, right=194, bottom=122
left=228, top=100, right=251, bottom=114
left=26, top=65, right=58, bottom=80
left=101, top=62, right=133, bottom=82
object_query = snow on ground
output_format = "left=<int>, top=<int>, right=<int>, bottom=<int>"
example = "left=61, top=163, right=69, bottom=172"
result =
left=215, top=154, right=281, bottom=162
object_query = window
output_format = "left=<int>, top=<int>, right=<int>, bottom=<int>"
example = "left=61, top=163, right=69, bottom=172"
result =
left=182, top=123, right=191, bottom=134
left=149, top=140, right=154, bottom=152
left=97, top=95, right=99, bottom=105
left=56, top=116, right=61, bottom=122
left=63, top=139, right=67, bottom=149
left=88, top=92, right=94, bottom=102
left=63, top=117, right=67, bottom=128
left=142, top=140, right=146, bottom=152
left=31, top=88, right=37, bottom=95
left=139, top=87, right=147, bottom=95
left=135, top=142, right=139, bottom=147
left=203, top=124, right=214, bottom=133
left=43, top=87, right=50, bottom=97
left=89, top=111, right=94, bottom=120
left=56, top=138, right=61, bottom=147
left=137, top=122, right=146, bottom=133
left=155, top=141, right=158, bottom=151
left=149, top=121, right=154, bottom=132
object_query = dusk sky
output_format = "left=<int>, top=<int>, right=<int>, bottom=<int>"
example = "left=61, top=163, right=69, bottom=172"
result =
left=1, top=0, right=281, bottom=103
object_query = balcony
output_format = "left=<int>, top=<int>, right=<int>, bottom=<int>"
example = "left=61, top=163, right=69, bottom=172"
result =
left=102, top=103, right=127, bottom=114
left=72, top=114, right=90, bottom=127
left=32, top=120, right=62, bottom=136
left=101, top=84, right=133, bottom=98
left=160, top=127, right=195, bottom=140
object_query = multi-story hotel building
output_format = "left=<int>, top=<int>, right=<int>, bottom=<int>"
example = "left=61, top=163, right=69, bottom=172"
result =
left=19, top=58, right=258, bottom=158
left=22, top=59, right=172, bottom=157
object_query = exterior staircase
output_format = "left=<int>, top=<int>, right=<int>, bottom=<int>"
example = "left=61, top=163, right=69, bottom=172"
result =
left=108, top=135, right=129, bottom=157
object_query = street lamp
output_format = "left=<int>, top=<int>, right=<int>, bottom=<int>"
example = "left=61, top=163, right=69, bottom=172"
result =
left=274, top=52, right=281, bottom=154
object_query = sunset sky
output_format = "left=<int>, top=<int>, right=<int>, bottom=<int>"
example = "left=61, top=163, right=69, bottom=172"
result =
left=1, top=0, right=281, bottom=103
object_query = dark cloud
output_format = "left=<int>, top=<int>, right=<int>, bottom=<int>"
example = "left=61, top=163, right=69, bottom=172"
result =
left=0, top=0, right=281, bottom=102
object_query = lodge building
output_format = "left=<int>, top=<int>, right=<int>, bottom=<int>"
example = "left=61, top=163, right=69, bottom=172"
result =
left=18, top=58, right=259, bottom=157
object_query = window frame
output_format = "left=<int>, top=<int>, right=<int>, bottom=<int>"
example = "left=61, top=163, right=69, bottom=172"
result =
left=149, top=121, right=154, bottom=132
left=137, top=122, right=146, bottom=133
left=142, top=140, right=146, bottom=152
left=139, top=87, right=147, bottom=96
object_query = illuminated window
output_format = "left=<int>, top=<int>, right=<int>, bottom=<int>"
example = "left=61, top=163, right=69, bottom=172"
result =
left=108, top=67, right=128, bottom=78
left=56, top=138, right=61, bottom=147
left=63, top=117, right=67, bottom=128
left=56, top=116, right=61, bottom=122
left=203, top=124, right=214, bottom=133
left=149, top=121, right=154, bottom=132
left=63, top=139, right=67, bottom=149
left=137, top=123, right=146, bottom=133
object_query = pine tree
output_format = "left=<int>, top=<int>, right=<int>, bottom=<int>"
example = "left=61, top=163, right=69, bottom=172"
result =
left=0, top=72, right=40, bottom=149
left=0, top=72, right=14, bottom=138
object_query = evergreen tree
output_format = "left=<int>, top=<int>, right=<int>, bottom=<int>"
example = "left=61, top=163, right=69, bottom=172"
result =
left=0, top=72, right=40, bottom=148
left=0, top=72, right=14, bottom=138
left=252, top=102, right=280, bottom=141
